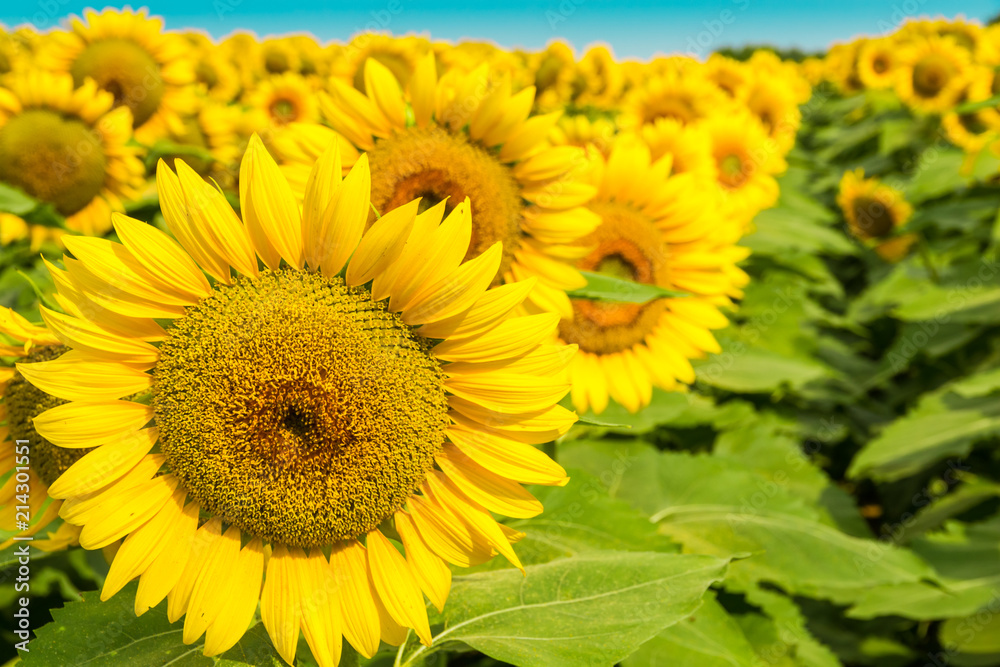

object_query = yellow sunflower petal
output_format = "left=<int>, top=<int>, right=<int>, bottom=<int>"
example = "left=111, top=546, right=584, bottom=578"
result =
left=436, top=444, right=543, bottom=518
left=39, top=306, right=159, bottom=365
left=446, top=421, right=568, bottom=486
left=367, top=529, right=432, bottom=646
left=33, top=401, right=152, bottom=449
left=16, top=357, right=152, bottom=402
left=432, top=312, right=559, bottom=362
left=347, top=199, right=419, bottom=289
left=79, top=474, right=179, bottom=549
left=112, top=212, right=211, bottom=301
left=203, top=537, right=265, bottom=656
left=416, top=278, right=536, bottom=341
left=167, top=517, right=223, bottom=623
left=241, top=134, right=304, bottom=269
left=135, top=499, right=200, bottom=615
left=395, top=510, right=451, bottom=613
left=329, top=540, right=381, bottom=659
left=183, top=524, right=242, bottom=645
left=298, top=548, right=343, bottom=667
left=317, top=154, right=371, bottom=277
left=410, top=52, right=437, bottom=128
left=261, top=543, right=302, bottom=665
left=402, top=242, right=502, bottom=326
left=101, top=486, right=186, bottom=600
left=48, top=427, right=159, bottom=498
left=364, top=59, right=407, bottom=128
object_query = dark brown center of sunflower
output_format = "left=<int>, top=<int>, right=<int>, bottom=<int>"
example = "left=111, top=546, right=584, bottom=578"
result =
left=153, top=269, right=449, bottom=547
left=851, top=195, right=896, bottom=239
left=912, top=56, right=953, bottom=99
left=367, top=126, right=524, bottom=281
left=5, top=345, right=92, bottom=487
left=71, top=39, right=165, bottom=127
left=0, top=109, right=108, bottom=216
left=559, top=202, right=670, bottom=355
left=873, top=54, right=889, bottom=74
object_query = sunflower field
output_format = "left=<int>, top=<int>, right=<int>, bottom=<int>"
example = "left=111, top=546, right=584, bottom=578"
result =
left=2, top=8, right=1000, bottom=667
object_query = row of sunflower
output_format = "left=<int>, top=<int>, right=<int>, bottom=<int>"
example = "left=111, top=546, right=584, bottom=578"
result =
left=0, top=7, right=810, bottom=667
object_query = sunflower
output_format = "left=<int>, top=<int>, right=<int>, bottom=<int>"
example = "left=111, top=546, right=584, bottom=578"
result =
left=24, top=136, right=574, bottom=665
left=259, top=37, right=302, bottom=76
left=621, top=63, right=730, bottom=129
left=191, top=46, right=242, bottom=103
left=311, top=55, right=600, bottom=318
left=549, top=114, right=618, bottom=156
left=942, top=72, right=995, bottom=152
left=837, top=168, right=913, bottom=243
left=740, top=74, right=802, bottom=154
left=559, top=137, right=748, bottom=414
left=333, top=33, right=432, bottom=92
left=855, top=38, right=899, bottom=90
left=0, top=308, right=84, bottom=552
left=272, top=122, right=359, bottom=197
left=531, top=41, right=577, bottom=111
left=37, top=8, right=196, bottom=144
left=0, top=28, right=32, bottom=77
left=703, top=53, right=752, bottom=99
left=244, top=72, right=319, bottom=129
left=895, top=35, right=971, bottom=114
left=825, top=40, right=866, bottom=94
left=0, top=70, right=144, bottom=237
left=699, top=111, right=785, bottom=228
left=568, top=45, right=624, bottom=110
left=967, top=65, right=1000, bottom=131
left=640, top=118, right=717, bottom=183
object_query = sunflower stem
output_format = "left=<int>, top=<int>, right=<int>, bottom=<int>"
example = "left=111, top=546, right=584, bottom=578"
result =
left=341, top=639, right=361, bottom=667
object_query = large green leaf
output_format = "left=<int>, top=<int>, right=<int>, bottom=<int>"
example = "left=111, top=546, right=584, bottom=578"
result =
left=22, top=582, right=284, bottom=666
left=623, top=594, right=755, bottom=667
left=560, top=441, right=934, bottom=603
left=402, top=551, right=729, bottom=667
left=848, top=389, right=1000, bottom=482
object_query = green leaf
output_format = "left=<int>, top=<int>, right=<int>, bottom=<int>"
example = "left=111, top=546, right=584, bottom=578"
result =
left=694, top=344, right=832, bottom=394
left=23, top=581, right=284, bottom=666
left=954, top=94, right=1000, bottom=113
left=848, top=391, right=1000, bottom=482
left=560, top=442, right=935, bottom=603
left=403, top=551, right=729, bottom=667
left=623, top=593, right=756, bottom=667
left=566, top=271, right=689, bottom=303
left=848, top=518, right=1000, bottom=621
left=0, top=182, right=66, bottom=229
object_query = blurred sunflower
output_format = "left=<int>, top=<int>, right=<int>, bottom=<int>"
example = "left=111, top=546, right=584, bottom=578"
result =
left=741, top=74, right=801, bottom=154
left=191, top=47, right=241, bottom=103
left=700, top=111, right=784, bottom=227
left=895, top=35, right=971, bottom=113
left=25, top=137, right=574, bottom=666
left=312, top=55, right=600, bottom=317
left=703, top=53, right=752, bottom=98
left=161, top=101, right=242, bottom=181
left=531, top=41, right=577, bottom=111
left=857, top=38, right=900, bottom=90
left=244, top=71, right=319, bottom=129
left=38, top=8, right=196, bottom=143
left=560, top=138, right=748, bottom=414
left=568, top=45, right=624, bottom=109
left=640, top=118, right=717, bottom=182
left=259, top=37, right=302, bottom=76
left=0, top=308, right=84, bottom=552
left=622, top=64, right=729, bottom=128
left=334, top=33, right=431, bottom=91
left=942, top=72, right=995, bottom=152
left=837, top=168, right=913, bottom=243
left=0, top=70, right=143, bottom=237
left=550, top=114, right=617, bottom=156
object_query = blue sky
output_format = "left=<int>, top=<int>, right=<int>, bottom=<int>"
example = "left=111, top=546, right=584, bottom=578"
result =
left=2, top=0, right=997, bottom=59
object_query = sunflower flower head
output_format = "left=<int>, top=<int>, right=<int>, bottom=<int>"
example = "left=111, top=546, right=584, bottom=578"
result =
left=22, top=136, right=575, bottom=666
